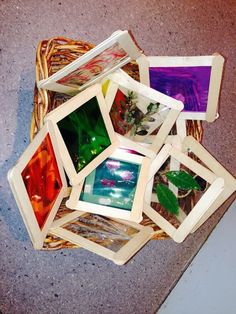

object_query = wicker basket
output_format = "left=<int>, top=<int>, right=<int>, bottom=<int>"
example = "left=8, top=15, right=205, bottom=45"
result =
left=31, top=37, right=203, bottom=249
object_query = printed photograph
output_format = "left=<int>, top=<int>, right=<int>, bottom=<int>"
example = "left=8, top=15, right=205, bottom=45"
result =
left=62, top=213, right=139, bottom=252
left=151, top=156, right=209, bottom=228
left=56, top=43, right=128, bottom=88
left=110, top=88, right=169, bottom=137
left=80, top=157, right=141, bottom=211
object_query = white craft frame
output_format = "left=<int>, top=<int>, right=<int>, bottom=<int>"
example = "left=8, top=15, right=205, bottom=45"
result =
left=38, top=30, right=142, bottom=95
left=7, top=121, right=67, bottom=249
left=45, top=84, right=119, bottom=186
left=138, top=54, right=224, bottom=139
left=49, top=210, right=153, bottom=265
left=182, top=136, right=236, bottom=233
left=116, top=132, right=156, bottom=160
left=144, top=143, right=225, bottom=243
left=105, top=70, right=184, bottom=153
left=66, top=145, right=151, bottom=223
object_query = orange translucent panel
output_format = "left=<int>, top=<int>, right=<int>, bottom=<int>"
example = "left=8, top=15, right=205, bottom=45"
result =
left=21, top=134, right=63, bottom=229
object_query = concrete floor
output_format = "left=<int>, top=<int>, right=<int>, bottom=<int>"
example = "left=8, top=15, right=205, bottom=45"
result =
left=0, top=1, right=235, bottom=313
left=159, top=200, right=236, bottom=314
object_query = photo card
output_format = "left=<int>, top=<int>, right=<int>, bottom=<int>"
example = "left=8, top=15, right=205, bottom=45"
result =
left=45, top=84, right=119, bottom=186
left=38, top=30, right=142, bottom=95
left=105, top=70, right=184, bottom=153
left=138, top=54, right=224, bottom=123
left=66, top=145, right=152, bottom=223
left=182, top=136, right=236, bottom=233
left=7, top=121, right=67, bottom=249
left=49, top=210, right=153, bottom=265
left=144, top=143, right=225, bottom=242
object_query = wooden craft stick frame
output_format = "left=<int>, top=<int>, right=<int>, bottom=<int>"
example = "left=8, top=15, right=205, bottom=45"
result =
left=66, top=142, right=152, bottom=223
left=116, top=133, right=156, bottom=160
left=144, top=143, right=225, bottom=242
left=105, top=70, right=184, bottom=153
left=137, top=134, right=182, bottom=148
left=137, top=54, right=224, bottom=123
left=7, top=121, right=67, bottom=249
left=45, top=84, right=119, bottom=186
left=38, top=30, right=142, bottom=95
left=49, top=210, right=153, bottom=265
left=182, top=136, right=236, bottom=233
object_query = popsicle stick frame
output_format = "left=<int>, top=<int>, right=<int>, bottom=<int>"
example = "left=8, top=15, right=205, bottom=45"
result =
left=182, top=136, right=236, bottom=233
left=38, top=30, right=142, bottom=95
left=45, top=84, right=119, bottom=186
left=7, top=121, right=67, bottom=249
left=116, top=132, right=156, bottom=160
left=138, top=54, right=224, bottom=126
left=49, top=211, right=153, bottom=265
left=139, top=134, right=182, bottom=149
left=105, top=70, right=184, bottom=153
left=67, top=146, right=151, bottom=223
left=144, top=143, right=225, bottom=243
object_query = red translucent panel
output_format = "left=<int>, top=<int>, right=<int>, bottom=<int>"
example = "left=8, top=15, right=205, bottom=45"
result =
left=21, top=133, right=63, bottom=229
left=110, top=89, right=132, bottom=135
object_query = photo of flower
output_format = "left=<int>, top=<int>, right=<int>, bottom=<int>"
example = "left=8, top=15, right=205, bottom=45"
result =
left=80, top=157, right=141, bottom=211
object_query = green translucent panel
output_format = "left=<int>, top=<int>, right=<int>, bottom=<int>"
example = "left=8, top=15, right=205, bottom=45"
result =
left=57, top=96, right=111, bottom=172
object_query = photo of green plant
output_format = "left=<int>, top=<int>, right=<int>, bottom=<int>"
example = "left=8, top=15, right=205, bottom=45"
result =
left=152, top=157, right=209, bottom=228
left=110, top=88, right=169, bottom=137
left=57, top=96, right=111, bottom=172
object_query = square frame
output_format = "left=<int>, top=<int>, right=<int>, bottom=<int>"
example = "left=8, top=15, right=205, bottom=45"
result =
left=182, top=136, right=236, bottom=233
left=137, top=54, right=224, bottom=124
left=7, top=121, right=67, bottom=249
left=66, top=145, right=151, bottom=223
left=49, top=210, right=153, bottom=265
left=105, top=70, right=184, bottom=153
left=38, top=30, right=142, bottom=95
left=144, top=143, right=225, bottom=242
left=45, top=84, right=119, bottom=186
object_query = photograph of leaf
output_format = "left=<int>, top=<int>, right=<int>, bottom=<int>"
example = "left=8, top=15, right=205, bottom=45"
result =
left=156, top=183, right=180, bottom=216
left=57, top=96, right=111, bottom=173
left=152, top=158, right=209, bottom=228
left=109, top=88, right=169, bottom=138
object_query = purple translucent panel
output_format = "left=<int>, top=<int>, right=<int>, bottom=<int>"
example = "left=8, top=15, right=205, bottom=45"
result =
left=149, top=66, right=212, bottom=112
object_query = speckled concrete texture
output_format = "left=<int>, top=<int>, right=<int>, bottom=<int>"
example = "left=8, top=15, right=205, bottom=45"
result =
left=0, top=1, right=235, bottom=313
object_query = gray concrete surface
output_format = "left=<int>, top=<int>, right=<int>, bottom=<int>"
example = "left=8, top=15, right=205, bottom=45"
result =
left=0, top=0, right=235, bottom=313
left=159, top=200, right=236, bottom=314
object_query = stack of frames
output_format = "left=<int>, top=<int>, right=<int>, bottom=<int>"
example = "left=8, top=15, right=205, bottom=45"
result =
left=8, top=30, right=236, bottom=265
